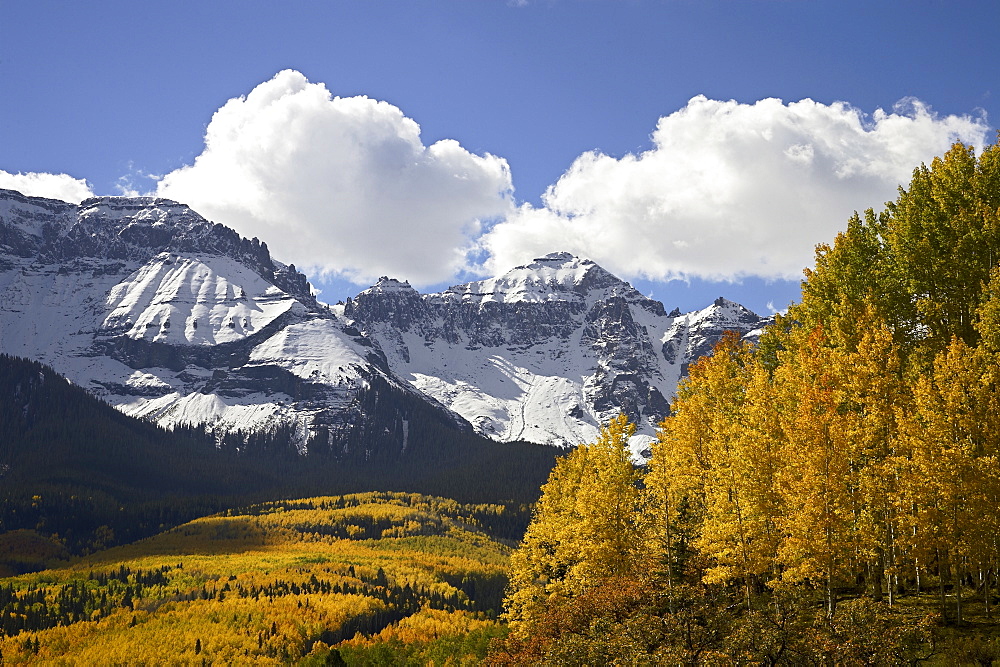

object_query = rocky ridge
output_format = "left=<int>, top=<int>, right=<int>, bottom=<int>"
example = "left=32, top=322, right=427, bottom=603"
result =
left=0, top=189, right=463, bottom=460
left=1, top=189, right=771, bottom=460
left=343, top=253, right=769, bottom=456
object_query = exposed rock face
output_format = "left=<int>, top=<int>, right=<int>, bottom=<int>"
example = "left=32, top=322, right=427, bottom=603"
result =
left=344, top=253, right=770, bottom=457
left=0, top=189, right=464, bottom=459
left=661, top=296, right=768, bottom=375
left=1, top=189, right=770, bottom=461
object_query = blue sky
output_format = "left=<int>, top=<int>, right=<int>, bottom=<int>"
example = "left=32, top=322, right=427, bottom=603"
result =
left=2, top=1, right=997, bottom=315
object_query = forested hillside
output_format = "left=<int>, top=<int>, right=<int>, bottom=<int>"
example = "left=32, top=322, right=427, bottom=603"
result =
left=0, top=492, right=516, bottom=664
left=0, top=354, right=558, bottom=572
left=490, top=140, right=1000, bottom=664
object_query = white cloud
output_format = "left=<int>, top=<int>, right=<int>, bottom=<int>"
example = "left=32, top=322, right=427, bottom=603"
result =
left=115, top=163, right=161, bottom=197
left=157, top=70, right=513, bottom=286
left=480, top=96, right=989, bottom=282
left=0, top=170, right=94, bottom=204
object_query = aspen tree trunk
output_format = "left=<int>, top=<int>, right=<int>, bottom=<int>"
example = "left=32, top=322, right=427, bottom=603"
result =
left=721, top=431, right=753, bottom=612
left=664, top=491, right=675, bottom=614
left=872, top=547, right=884, bottom=602
left=731, top=486, right=752, bottom=611
left=951, top=498, right=962, bottom=626
left=993, top=538, right=1000, bottom=620
left=956, top=556, right=963, bottom=627
left=985, top=569, right=991, bottom=619
left=822, top=424, right=836, bottom=620
left=827, top=570, right=835, bottom=620
left=826, top=532, right=836, bottom=619
left=887, top=521, right=896, bottom=605
left=938, top=549, right=948, bottom=623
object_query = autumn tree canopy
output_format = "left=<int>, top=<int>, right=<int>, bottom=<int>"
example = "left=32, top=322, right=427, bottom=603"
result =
left=492, top=139, right=1000, bottom=664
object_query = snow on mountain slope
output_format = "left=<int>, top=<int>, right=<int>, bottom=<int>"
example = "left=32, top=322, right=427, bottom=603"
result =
left=437, top=252, right=622, bottom=305
left=0, top=188, right=444, bottom=454
left=344, top=253, right=770, bottom=458
left=2, top=188, right=771, bottom=461
left=248, top=319, right=374, bottom=384
left=0, top=191, right=76, bottom=249
left=100, top=252, right=305, bottom=346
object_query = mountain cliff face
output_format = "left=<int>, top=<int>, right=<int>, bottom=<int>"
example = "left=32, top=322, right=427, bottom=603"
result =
left=0, top=189, right=463, bottom=459
left=342, top=253, right=769, bottom=457
left=1, top=189, right=770, bottom=460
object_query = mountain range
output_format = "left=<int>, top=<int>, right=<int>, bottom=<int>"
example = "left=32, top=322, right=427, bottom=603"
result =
left=0, top=188, right=770, bottom=459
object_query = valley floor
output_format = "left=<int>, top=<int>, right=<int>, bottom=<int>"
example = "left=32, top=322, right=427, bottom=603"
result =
left=5, top=492, right=1000, bottom=665
left=0, top=492, right=513, bottom=665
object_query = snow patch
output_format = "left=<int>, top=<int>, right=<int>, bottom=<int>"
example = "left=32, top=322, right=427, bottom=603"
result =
left=249, top=319, right=371, bottom=383
left=101, top=253, right=300, bottom=345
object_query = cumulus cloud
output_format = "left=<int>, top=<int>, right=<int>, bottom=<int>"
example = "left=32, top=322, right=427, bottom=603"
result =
left=157, top=70, right=513, bottom=285
left=0, top=170, right=94, bottom=204
left=115, top=163, right=161, bottom=197
left=480, top=96, right=990, bottom=282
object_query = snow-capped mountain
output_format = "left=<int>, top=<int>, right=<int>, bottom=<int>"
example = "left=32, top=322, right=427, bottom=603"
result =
left=341, top=253, right=769, bottom=457
left=0, top=189, right=770, bottom=460
left=0, top=188, right=464, bottom=458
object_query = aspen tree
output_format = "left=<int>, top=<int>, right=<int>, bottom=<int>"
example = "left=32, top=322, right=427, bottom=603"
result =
left=687, top=332, right=754, bottom=594
left=886, top=142, right=1000, bottom=354
left=898, top=338, right=1000, bottom=623
left=503, top=415, right=642, bottom=638
left=773, top=326, right=855, bottom=618
left=734, top=353, right=786, bottom=587
left=842, top=316, right=909, bottom=604
left=649, top=332, right=786, bottom=610
left=573, top=414, right=643, bottom=582
left=648, top=332, right=746, bottom=609
left=798, top=208, right=911, bottom=352
left=647, top=369, right=713, bottom=612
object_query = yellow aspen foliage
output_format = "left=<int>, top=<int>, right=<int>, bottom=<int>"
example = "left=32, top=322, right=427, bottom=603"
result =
left=772, top=326, right=857, bottom=614
left=653, top=332, right=784, bottom=590
left=798, top=208, right=909, bottom=352
left=0, top=492, right=513, bottom=664
left=503, top=414, right=642, bottom=638
left=976, top=266, right=1000, bottom=355
left=574, top=414, right=643, bottom=580
left=896, top=338, right=1000, bottom=623
left=342, top=606, right=493, bottom=645
left=723, top=351, right=785, bottom=584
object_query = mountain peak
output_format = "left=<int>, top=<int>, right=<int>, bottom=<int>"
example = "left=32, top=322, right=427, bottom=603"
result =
left=530, top=251, right=590, bottom=265
left=1, top=187, right=76, bottom=212
left=77, top=195, right=207, bottom=231
left=707, top=296, right=757, bottom=315
left=364, top=276, right=417, bottom=294
left=688, top=296, right=762, bottom=328
left=437, top=252, right=631, bottom=305
left=80, top=195, right=186, bottom=210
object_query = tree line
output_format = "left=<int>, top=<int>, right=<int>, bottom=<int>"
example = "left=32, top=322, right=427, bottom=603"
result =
left=0, top=353, right=557, bottom=570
